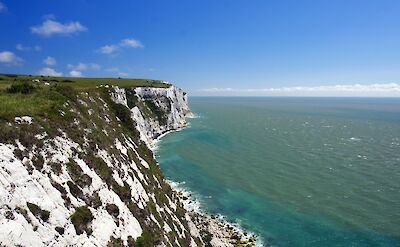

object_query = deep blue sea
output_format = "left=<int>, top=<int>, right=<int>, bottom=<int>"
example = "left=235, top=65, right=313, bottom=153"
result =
left=155, top=97, right=400, bottom=247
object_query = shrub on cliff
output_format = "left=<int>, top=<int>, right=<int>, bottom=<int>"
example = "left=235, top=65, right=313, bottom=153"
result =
left=54, top=84, right=76, bottom=100
left=27, top=202, right=50, bottom=222
left=106, top=203, right=120, bottom=218
left=66, top=159, right=92, bottom=187
left=71, top=206, right=93, bottom=235
left=134, top=229, right=154, bottom=247
left=6, top=82, right=36, bottom=94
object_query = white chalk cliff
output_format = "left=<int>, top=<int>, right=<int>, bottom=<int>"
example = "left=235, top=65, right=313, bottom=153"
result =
left=0, top=84, right=201, bottom=246
left=110, top=85, right=192, bottom=146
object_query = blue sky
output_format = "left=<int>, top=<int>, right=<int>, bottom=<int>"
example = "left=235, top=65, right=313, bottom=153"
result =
left=1, top=0, right=400, bottom=96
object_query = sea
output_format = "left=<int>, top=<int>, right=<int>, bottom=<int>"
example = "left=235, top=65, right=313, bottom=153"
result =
left=155, top=97, right=400, bottom=247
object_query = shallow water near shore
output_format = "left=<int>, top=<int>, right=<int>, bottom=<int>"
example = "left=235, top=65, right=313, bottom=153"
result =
left=155, top=97, right=400, bottom=246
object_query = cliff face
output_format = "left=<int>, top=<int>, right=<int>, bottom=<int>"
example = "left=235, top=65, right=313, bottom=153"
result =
left=110, top=85, right=191, bottom=146
left=0, top=85, right=200, bottom=246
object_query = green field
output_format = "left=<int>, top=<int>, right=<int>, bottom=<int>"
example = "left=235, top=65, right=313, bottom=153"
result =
left=0, top=73, right=170, bottom=121
left=0, top=73, right=170, bottom=90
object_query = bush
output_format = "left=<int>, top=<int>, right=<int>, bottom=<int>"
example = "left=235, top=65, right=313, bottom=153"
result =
left=134, top=229, right=154, bottom=247
left=71, top=206, right=93, bottom=235
left=32, top=155, right=44, bottom=170
left=61, top=79, right=74, bottom=83
left=108, top=237, right=123, bottom=247
left=200, top=230, right=213, bottom=247
left=41, top=210, right=50, bottom=221
left=26, top=202, right=50, bottom=222
left=143, top=100, right=167, bottom=125
left=66, top=159, right=92, bottom=187
left=89, top=192, right=102, bottom=208
left=6, top=82, right=36, bottom=94
left=106, top=203, right=120, bottom=217
left=112, top=180, right=131, bottom=202
left=89, top=156, right=112, bottom=184
left=54, top=84, right=75, bottom=100
left=67, top=180, right=83, bottom=199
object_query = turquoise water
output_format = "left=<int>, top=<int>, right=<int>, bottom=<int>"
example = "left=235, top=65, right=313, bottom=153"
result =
left=155, top=97, right=400, bottom=247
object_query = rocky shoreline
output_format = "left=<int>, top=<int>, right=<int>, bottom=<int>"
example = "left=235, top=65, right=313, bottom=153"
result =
left=172, top=182, right=258, bottom=247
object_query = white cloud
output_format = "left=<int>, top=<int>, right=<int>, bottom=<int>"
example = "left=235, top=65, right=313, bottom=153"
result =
left=16, top=44, right=41, bottom=51
left=0, top=2, right=7, bottom=12
left=67, top=63, right=101, bottom=71
left=201, top=83, right=400, bottom=96
left=98, top=45, right=119, bottom=54
left=38, top=67, right=63, bottom=77
left=69, top=70, right=83, bottom=77
left=120, top=38, right=144, bottom=48
left=0, top=51, right=22, bottom=65
left=98, top=38, right=143, bottom=55
left=31, top=17, right=87, bottom=37
left=43, top=56, right=56, bottom=66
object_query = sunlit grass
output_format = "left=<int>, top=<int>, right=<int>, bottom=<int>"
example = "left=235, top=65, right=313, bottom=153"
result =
left=0, top=73, right=170, bottom=121
left=0, top=73, right=170, bottom=90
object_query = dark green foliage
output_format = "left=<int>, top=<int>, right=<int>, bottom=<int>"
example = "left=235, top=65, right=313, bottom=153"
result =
left=86, top=155, right=113, bottom=184
left=71, top=206, right=93, bottom=235
left=104, top=92, right=140, bottom=137
left=89, top=192, right=102, bottom=208
left=41, top=210, right=50, bottom=221
left=66, top=159, right=92, bottom=187
left=112, top=101, right=135, bottom=127
left=49, top=162, right=62, bottom=175
left=6, top=82, right=36, bottom=94
left=112, top=180, right=131, bottom=202
left=200, top=230, right=213, bottom=247
left=54, top=84, right=76, bottom=100
left=143, top=100, right=167, bottom=125
left=32, top=155, right=44, bottom=170
left=125, top=89, right=139, bottom=109
left=61, top=79, right=74, bottom=83
left=107, top=236, right=123, bottom=247
left=26, top=202, right=50, bottom=222
left=13, top=148, right=23, bottom=160
left=67, top=181, right=83, bottom=199
left=106, top=204, right=120, bottom=217
left=134, top=229, right=154, bottom=247
left=175, top=205, right=185, bottom=219
left=51, top=181, right=71, bottom=207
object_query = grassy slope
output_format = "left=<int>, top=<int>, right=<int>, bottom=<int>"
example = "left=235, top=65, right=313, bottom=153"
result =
left=0, top=73, right=170, bottom=90
left=0, top=79, right=197, bottom=246
left=0, top=73, right=170, bottom=121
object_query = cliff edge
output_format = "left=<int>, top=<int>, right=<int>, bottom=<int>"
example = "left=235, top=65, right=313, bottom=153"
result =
left=0, top=76, right=255, bottom=247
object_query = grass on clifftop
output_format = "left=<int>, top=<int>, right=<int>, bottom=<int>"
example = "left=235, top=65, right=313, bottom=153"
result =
left=0, top=73, right=170, bottom=90
left=0, top=73, right=170, bottom=121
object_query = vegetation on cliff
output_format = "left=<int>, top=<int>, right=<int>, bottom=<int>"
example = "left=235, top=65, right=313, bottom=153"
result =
left=0, top=74, right=201, bottom=246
